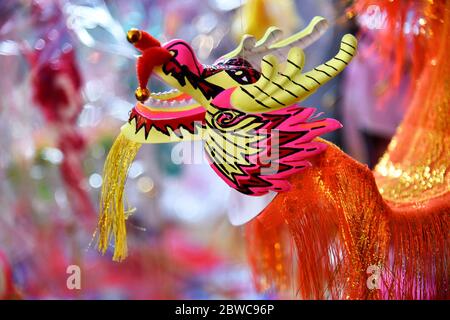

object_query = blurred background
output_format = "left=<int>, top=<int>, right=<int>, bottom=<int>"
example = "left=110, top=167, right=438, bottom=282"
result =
left=0, top=0, right=413, bottom=299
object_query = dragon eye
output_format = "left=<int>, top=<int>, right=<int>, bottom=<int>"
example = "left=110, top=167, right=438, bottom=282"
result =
left=235, top=70, right=243, bottom=76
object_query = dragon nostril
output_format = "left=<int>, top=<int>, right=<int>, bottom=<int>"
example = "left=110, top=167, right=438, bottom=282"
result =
left=135, top=87, right=150, bottom=102
left=127, top=28, right=142, bottom=44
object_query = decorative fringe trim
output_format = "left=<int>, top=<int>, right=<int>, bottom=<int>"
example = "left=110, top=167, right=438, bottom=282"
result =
left=246, top=143, right=449, bottom=299
left=245, top=216, right=294, bottom=296
left=96, top=132, right=141, bottom=261
left=387, top=208, right=449, bottom=299
left=246, top=1, right=450, bottom=299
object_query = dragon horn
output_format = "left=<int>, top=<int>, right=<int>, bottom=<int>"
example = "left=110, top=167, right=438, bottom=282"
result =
left=301, top=34, right=357, bottom=92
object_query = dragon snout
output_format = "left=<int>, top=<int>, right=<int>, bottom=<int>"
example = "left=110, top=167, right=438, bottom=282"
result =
left=127, top=29, right=173, bottom=102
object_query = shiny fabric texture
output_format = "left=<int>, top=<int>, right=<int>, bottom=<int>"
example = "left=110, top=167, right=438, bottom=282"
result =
left=246, top=1, right=450, bottom=299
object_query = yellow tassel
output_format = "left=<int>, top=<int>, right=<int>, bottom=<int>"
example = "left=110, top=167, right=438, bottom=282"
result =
left=96, top=132, right=141, bottom=261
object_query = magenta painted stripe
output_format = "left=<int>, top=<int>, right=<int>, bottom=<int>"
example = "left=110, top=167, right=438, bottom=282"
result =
left=135, top=103, right=205, bottom=120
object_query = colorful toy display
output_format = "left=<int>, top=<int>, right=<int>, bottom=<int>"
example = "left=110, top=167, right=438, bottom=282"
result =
left=0, top=0, right=448, bottom=301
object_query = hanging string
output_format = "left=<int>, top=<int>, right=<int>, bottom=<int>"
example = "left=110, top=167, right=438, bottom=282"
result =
left=240, top=0, right=245, bottom=67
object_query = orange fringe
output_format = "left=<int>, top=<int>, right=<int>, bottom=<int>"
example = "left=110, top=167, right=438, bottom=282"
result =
left=246, top=1, right=450, bottom=299
left=350, top=0, right=445, bottom=91
left=246, top=142, right=449, bottom=299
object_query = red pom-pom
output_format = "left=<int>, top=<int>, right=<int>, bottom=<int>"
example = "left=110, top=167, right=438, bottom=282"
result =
left=136, top=47, right=172, bottom=90
left=127, top=29, right=161, bottom=52
left=128, top=29, right=173, bottom=96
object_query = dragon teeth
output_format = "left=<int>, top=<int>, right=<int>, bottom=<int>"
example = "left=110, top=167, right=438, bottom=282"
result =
left=144, top=95, right=196, bottom=108
left=151, top=88, right=179, bottom=98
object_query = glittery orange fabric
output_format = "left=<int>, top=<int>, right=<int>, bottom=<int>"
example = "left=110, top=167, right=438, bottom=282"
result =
left=246, top=1, right=449, bottom=299
left=246, top=141, right=448, bottom=299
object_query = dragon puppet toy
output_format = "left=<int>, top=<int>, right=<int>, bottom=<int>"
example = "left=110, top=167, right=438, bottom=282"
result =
left=96, top=15, right=449, bottom=299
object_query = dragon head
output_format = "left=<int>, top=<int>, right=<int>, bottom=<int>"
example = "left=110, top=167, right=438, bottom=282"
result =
left=122, top=16, right=357, bottom=196
left=97, top=17, right=357, bottom=260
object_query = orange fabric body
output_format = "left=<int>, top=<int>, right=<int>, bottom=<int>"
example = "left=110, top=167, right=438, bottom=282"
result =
left=246, top=1, right=450, bottom=299
left=247, top=143, right=449, bottom=299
